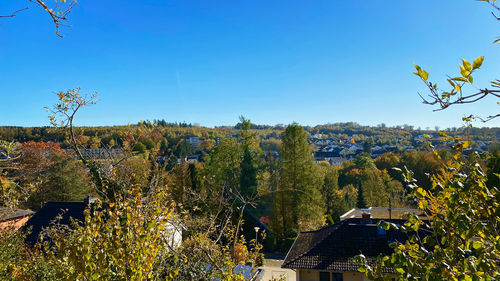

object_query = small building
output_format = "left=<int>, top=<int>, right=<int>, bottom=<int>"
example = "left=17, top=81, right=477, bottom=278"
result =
left=282, top=214, right=420, bottom=281
left=22, top=199, right=91, bottom=245
left=0, top=208, right=34, bottom=231
left=21, top=197, right=183, bottom=249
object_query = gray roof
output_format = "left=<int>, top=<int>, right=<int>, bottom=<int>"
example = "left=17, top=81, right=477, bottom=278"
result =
left=282, top=218, right=412, bottom=273
left=0, top=207, right=34, bottom=222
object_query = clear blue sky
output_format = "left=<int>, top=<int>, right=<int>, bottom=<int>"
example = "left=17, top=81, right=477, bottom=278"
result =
left=1, top=0, right=499, bottom=128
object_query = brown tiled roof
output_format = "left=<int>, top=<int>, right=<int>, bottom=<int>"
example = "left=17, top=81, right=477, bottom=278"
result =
left=282, top=218, right=410, bottom=272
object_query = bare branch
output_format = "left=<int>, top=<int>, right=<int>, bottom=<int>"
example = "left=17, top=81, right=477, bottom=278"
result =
left=28, top=0, right=78, bottom=37
left=0, top=7, right=29, bottom=18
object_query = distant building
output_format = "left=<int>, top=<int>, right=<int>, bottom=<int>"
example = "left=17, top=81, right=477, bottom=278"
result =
left=186, top=136, right=200, bottom=149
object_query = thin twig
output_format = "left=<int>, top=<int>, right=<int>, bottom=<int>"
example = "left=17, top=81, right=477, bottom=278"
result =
left=0, top=7, right=29, bottom=18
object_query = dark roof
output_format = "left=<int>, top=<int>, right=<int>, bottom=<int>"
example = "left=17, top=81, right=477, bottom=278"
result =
left=21, top=201, right=88, bottom=245
left=282, top=218, right=411, bottom=272
left=0, top=207, right=34, bottom=222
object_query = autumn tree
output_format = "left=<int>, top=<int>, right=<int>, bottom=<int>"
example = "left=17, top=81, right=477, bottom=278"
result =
left=25, top=153, right=92, bottom=210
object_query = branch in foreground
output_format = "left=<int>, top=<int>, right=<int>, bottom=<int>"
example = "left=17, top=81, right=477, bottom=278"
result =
left=414, top=58, right=500, bottom=122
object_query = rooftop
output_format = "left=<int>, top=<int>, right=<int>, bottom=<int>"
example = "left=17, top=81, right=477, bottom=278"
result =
left=282, top=217, right=415, bottom=273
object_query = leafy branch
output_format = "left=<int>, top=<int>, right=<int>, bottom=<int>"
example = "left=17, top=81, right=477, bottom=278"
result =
left=415, top=57, right=500, bottom=122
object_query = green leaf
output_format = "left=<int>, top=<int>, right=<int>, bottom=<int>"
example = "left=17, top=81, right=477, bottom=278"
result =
left=460, top=65, right=469, bottom=77
left=452, top=77, right=468, bottom=82
left=416, top=187, right=427, bottom=198
left=421, top=69, right=429, bottom=81
left=462, top=59, right=472, bottom=71
left=381, top=221, right=391, bottom=230
left=472, top=56, right=484, bottom=69
left=472, top=240, right=482, bottom=249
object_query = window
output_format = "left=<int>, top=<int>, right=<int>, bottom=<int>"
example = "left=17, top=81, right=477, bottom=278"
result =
left=319, top=272, right=330, bottom=281
left=332, top=273, right=343, bottom=281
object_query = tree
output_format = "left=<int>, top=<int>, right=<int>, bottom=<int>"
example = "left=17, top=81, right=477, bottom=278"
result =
left=240, top=147, right=257, bottom=198
left=318, top=162, right=345, bottom=223
left=132, top=141, right=147, bottom=154
left=173, top=139, right=194, bottom=159
left=239, top=116, right=258, bottom=199
left=26, top=153, right=92, bottom=210
left=159, top=139, right=169, bottom=156
left=274, top=123, right=324, bottom=237
left=486, top=148, right=500, bottom=188
left=363, top=137, right=374, bottom=154
left=357, top=139, right=499, bottom=280
left=38, top=186, right=179, bottom=280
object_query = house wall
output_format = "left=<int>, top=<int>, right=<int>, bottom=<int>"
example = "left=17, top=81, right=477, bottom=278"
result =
left=298, top=270, right=318, bottom=281
left=164, top=222, right=183, bottom=250
left=0, top=216, right=30, bottom=231
left=297, top=270, right=370, bottom=281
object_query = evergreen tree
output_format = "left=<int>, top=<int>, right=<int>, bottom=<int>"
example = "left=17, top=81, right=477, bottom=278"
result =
left=275, top=123, right=324, bottom=237
left=238, top=116, right=258, bottom=199
left=159, top=139, right=169, bottom=155
left=240, top=147, right=257, bottom=198
left=357, top=184, right=367, bottom=209
left=363, top=137, right=374, bottom=154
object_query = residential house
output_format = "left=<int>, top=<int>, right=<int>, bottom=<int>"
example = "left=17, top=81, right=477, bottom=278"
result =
left=282, top=213, right=425, bottom=281
left=0, top=208, right=34, bottom=231
left=22, top=197, right=183, bottom=249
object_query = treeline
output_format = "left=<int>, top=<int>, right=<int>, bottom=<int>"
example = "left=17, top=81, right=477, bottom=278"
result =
left=1, top=121, right=499, bottom=151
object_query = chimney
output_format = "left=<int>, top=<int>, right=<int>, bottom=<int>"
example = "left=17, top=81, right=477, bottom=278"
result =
left=361, top=212, right=371, bottom=224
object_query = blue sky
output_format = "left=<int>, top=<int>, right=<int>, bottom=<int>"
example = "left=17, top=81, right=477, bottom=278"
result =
left=1, top=0, right=499, bottom=128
